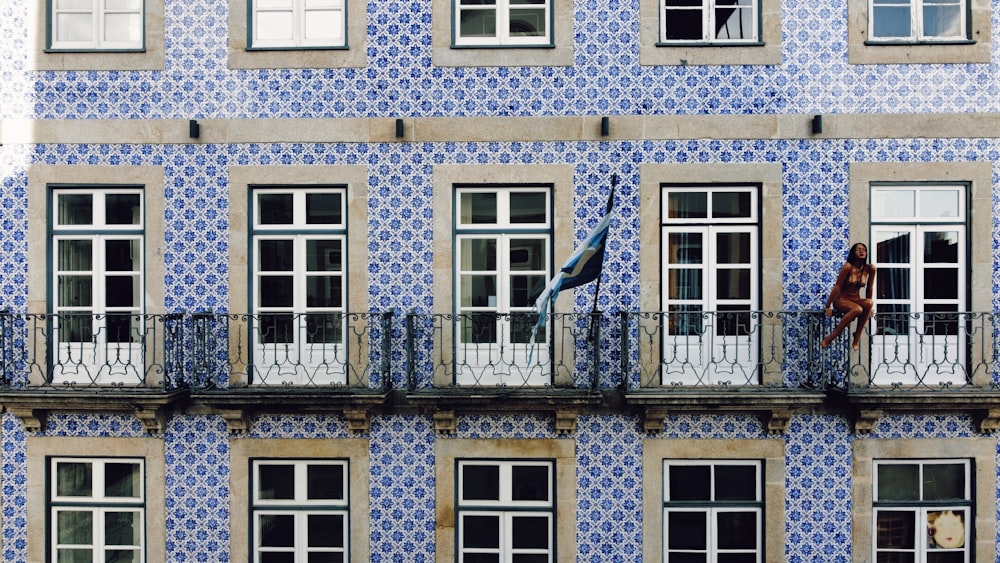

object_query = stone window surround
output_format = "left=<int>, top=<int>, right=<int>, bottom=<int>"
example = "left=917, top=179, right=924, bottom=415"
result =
left=434, top=437, right=576, bottom=561
left=851, top=437, right=996, bottom=562
left=642, top=437, right=786, bottom=562
left=229, top=437, right=371, bottom=561
left=228, top=0, right=368, bottom=69
left=27, top=0, right=165, bottom=71
left=639, top=0, right=783, bottom=66
left=26, top=435, right=167, bottom=563
left=430, top=0, right=573, bottom=67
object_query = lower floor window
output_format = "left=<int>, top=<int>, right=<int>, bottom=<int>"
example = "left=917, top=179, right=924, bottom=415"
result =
left=457, top=459, right=555, bottom=562
left=663, top=460, right=763, bottom=562
left=251, top=459, right=350, bottom=562
left=49, top=457, right=146, bottom=561
left=874, top=459, right=971, bottom=562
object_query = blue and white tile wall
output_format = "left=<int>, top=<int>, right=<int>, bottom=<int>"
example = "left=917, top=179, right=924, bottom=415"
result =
left=3, top=0, right=1000, bottom=560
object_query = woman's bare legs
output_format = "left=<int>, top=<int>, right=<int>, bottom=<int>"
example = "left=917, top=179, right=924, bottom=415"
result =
left=822, top=299, right=865, bottom=349
left=850, top=298, right=874, bottom=350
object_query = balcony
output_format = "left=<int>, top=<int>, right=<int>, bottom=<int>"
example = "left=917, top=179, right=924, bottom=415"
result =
left=0, top=310, right=996, bottom=434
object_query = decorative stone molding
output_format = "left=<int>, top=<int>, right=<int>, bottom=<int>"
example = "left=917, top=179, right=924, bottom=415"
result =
left=974, top=408, right=1000, bottom=434
left=134, top=406, right=170, bottom=435
left=554, top=410, right=577, bottom=435
left=763, top=410, right=793, bottom=435
left=218, top=408, right=250, bottom=435
left=8, top=407, right=47, bottom=433
left=853, top=409, right=883, bottom=435
left=344, top=408, right=371, bottom=434
left=433, top=410, right=457, bottom=435
left=641, top=408, right=668, bottom=434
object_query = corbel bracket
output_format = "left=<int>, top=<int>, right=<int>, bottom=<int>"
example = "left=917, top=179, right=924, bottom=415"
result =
left=344, top=408, right=371, bottom=434
left=8, top=407, right=47, bottom=434
left=133, top=406, right=169, bottom=435
left=975, top=408, right=1000, bottom=435
left=853, top=409, right=883, bottom=435
left=218, top=408, right=250, bottom=435
left=433, top=410, right=456, bottom=435
left=554, top=409, right=577, bottom=435
left=642, top=407, right=669, bottom=434
left=763, top=409, right=793, bottom=435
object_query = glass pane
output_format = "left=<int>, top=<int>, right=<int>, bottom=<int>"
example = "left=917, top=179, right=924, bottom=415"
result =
left=509, top=239, right=546, bottom=271
left=306, top=313, right=342, bottom=344
left=716, top=512, right=758, bottom=550
left=716, top=269, right=750, bottom=300
left=462, top=465, right=499, bottom=500
left=668, top=269, right=702, bottom=301
left=304, top=10, right=344, bottom=41
left=56, top=14, right=93, bottom=42
left=105, top=240, right=137, bottom=272
left=56, top=0, right=92, bottom=8
left=663, top=9, right=703, bottom=41
left=260, top=276, right=293, bottom=307
left=510, top=275, right=544, bottom=308
left=461, top=239, right=497, bottom=271
left=667, top=511, right=707, bottom=549
left=259, top=240, right=294, bottom=271
left=877, top=464, right=919, bottom=501
left=462, top=555, right=499, bottom=563
left=667, top=304, right=703, bottom=335
left=667, top=465, right=710, bottom=501
left=257, top=11, right=294, bottom=40
left=923, top=464, right=966, bottom=501
left=306, top=193, right=343, bottom=224
left=462, top=515, right=500, bottom=548
left=57, top=549, right=95, bottom=563
left=716, top=232, right=750, bottom=264
left=715, top=465, right=758, bottom=501
left=57, top=511, right=93, bottom=544
left=920, top=189, right=961, bottom=217
left=59, top=314, right=93, bottom=343
left=511, top=516, right=549, bottom=549
left=923, top=269, right=957, bottom=300
left=667, top=192, right=707, bottom=218
left=460, top=192, right=497, bottom=224
left=875, top=231, right=910, bottom=264
left=668, top=232, right=703, bottom=264
left=460, top=275, right=496, bottom=308
left=105, top=0, right=141, bottom=9
left=260, top=553, right=295, bottom=563
left=258, top=465, right=295, bottom=499
left=104, top=194, right=141, bottom=225
left=307, top=464, right=345, bottom=500
left=104, top=511, right=139, bottom=546
left=924, top=305, right=959, bottom=337
left=259, top=514, right=295, bottom=547
left=712, top=192, right=751, bottom=218
left=873, top=189, right=915, bottom=218
left=57, top=462, right=93, bottom=497
left=461, top=313, right=497, bottom=344
left=307, top=554, right=344, bottom=563
left=259, top=194, right=294, bottom=224
left=715, top=6, right=754, bottom=40
left=306, top=276, right=342, bottom=308
left=509, top=8, right=545, bottom=36
left=308, top=514, right=345, bottom=547
left=924, top=231, right=959, bottom=263
left=876, top=510, right=915, bottom=549
left=510, top=192, right=547, bottom=223
left=106, top=314, right=139, bottom=343
left=511, top=464, right=549, bottom=501
left=59, top=276, right=94, bottom=307
left=105, top=276, right=137, bottom=309
left=716, top=305, right=751, bottom=337
left=876, top=268, right=910, bottom=301
left=718, top=555, right=757, bottom=563
left=105, top=463, right=139, bottom=498
left=927, top=509, right=966, bottom=551
left=259, top=314, right=293, bottom=344
left=307, top=239, right=342, bottom=272
left=460, top=10, right=497, bottom=38
left=103, top=13, right=140, bottom=42
left=59, top=240, right=93, bottom=271
left=876, top=303, right=910, bottom=336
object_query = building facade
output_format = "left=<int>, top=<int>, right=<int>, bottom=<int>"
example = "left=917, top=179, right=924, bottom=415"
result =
left=1, top=0, right=1000, bottom=561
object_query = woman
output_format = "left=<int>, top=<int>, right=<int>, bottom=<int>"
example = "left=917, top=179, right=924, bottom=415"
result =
left=821, top=242, right=876, bottom=350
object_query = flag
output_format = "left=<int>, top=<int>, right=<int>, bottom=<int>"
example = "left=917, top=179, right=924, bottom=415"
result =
left=529, top=176, right=616, bottom=354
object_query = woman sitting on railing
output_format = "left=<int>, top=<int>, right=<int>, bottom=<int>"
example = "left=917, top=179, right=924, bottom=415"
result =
left=821, top=242, right=877, bottom=351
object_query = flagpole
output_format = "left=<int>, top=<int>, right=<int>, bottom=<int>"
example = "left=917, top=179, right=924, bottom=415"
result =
left=588, top=174, right=616, bottom=342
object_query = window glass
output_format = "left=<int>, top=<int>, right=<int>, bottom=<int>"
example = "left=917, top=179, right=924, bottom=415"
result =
left=870, top=0, right=967, bottom=40
left=661, top=0, right=758, bottom=42
left=455, top=0, right=552, bottom=45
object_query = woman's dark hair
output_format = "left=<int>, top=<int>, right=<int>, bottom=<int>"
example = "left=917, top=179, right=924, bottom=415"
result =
left=846, top=243, right=868, bottom=269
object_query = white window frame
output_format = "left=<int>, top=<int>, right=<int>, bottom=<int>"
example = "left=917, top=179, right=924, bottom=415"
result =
left=453, top=0, right=553, bottom=46
left=868, top=0, right=967, bottom=42
left=662, top=460, right=763, bottom=563
left=660, top=185, right=760, bottom=385
left=454, top=186, right=552, bottom=386
left=872, top=459, right=972, bottom=563
left=48, top=457, right=146, bottom=562
left=50, top=187, right=145, bottom=386
left=251, top=186, right=348, bottom=386
left=49, top=0, right=145, bottom=51
left=250, top=459, right=350, bottom=563
left=249, top=0, right=347, bottom=49
left=456, top=459, right=555, bottom=562
left=870, top=183, right=967, bottom=386
left=659, top=0, right=759, bottom=44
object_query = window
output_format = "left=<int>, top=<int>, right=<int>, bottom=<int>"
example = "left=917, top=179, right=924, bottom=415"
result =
left=662, top=460, right=762, bottom=562
left=457, top=459, right=555, bottom=561
left=48, top=457, right=146, bottom=561
left=250, top=459, right=350, bottom=562
left=660, top=185, right=760, bottom=385
left=869, top=0, right=965, bottom=42
left=660, top=0, right=758, bottom=43
left=249, top=0, right=346, bottom=49
left=870, top=184, right=967, bottom=386
left=873, top=459, right=971, bottom=562
left=454, top=0, right=551, bottom=46
left=454, top=185, right=551, bottom=386
left=51, top=186, right=145, bottom=386
left=48, top=0, right=144, bottom=51
left=251, top=186, right=347, bottom=385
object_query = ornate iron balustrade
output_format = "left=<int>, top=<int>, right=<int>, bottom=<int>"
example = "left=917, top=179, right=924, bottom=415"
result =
left=404, top=312, right=602, bottom=390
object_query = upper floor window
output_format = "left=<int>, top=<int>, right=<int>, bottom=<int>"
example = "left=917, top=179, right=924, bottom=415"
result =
left=49, top=457, right=146, bottom=561
left=249, top=0, right=346, bottom=49
left=457, top=459, right=555, bottom=561
left=251, top=459, right=350, bottom=561
left=869, top=0, right=966, bottom=41
left=454, top=0, right=552, bottom=46
left=49, top=0, right=144, bottom=51
left=251, top=186, right=348, bottom=385
left=660, top=0, right=759, bottom=43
